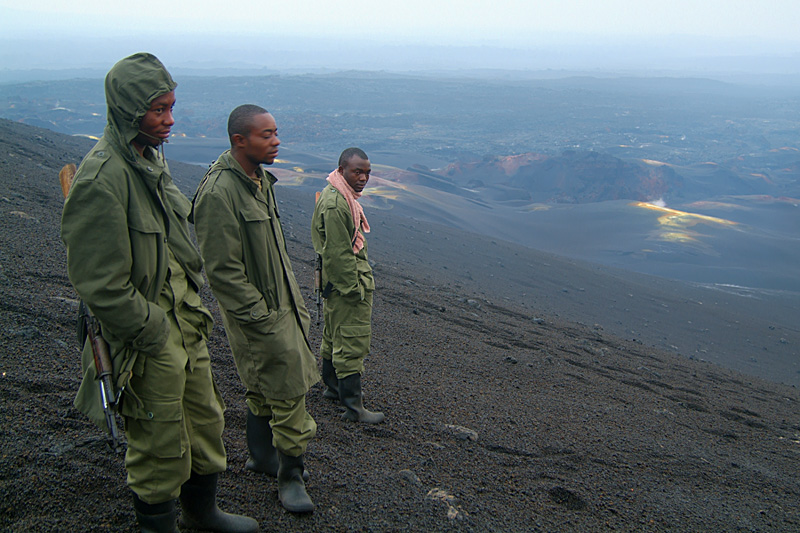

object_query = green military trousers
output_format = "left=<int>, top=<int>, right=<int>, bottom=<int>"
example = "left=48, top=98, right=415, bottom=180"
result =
left=121, top=308, right=226, bottom=504
left=321, top=289, right=373, bottom=379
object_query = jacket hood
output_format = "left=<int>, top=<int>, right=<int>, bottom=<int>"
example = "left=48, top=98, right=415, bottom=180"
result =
left=104, top=52, right=177, bottom=148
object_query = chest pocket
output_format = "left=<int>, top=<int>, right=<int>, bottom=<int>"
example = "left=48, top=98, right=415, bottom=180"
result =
left=128, top=206, right=162, bottom=234
left=240, top=205, right=270, bottom=224
left=239, top=205, right=270, bottom=263
left=240, top=205, right=270, bottom=241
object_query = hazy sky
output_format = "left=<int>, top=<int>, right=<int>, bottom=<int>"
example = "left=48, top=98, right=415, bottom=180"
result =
left=4, top=0, right=799, bottom=41
left=2, top=0, right=799, bottom=74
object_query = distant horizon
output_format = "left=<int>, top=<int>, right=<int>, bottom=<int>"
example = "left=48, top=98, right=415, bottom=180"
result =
left=2, top=36, right=799, bottom=86
left=2, top=1, right=800, bottom=82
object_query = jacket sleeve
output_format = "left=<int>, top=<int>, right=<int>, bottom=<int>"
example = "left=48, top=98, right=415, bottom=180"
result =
left=320, top=197, right=362, bottom=298
left=193, top=186, right=264, bottom=320
left=61, top=175, right=168, bottom=355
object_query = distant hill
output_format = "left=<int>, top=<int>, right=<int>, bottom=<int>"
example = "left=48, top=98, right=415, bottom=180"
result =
left=441, top=151, right=683, bottom=204
left=3, top=71, right=800, bottom=172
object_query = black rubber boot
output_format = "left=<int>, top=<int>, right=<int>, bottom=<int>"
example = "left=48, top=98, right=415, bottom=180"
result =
left=245, top=410, right=279, bottom=476
left=246, top=410, right=309, bottom=481
left=338, top=373, right=385, bottom=424
left=179, top=472, right=259, bottom=533
left=277, top=452, right=314, bottom=513
left=132, top=492, right=179, bottom=533
left=321, top=358, right=339, bottom=400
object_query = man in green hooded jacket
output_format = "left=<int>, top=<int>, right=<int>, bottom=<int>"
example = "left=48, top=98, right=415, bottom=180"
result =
left=61, top=53, right=257, bottom=533
left=311, top=147, right=385, bottom=424
left=192, top=104, right=319, bottom=513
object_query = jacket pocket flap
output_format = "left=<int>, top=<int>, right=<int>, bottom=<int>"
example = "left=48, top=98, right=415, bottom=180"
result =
left=249, top=297, right=272, bottom=320
left=340, top=324, right=371, bottom=338
left=127, top=208, right=162, bottom=234
left=240, top=207, right=269, bottom=223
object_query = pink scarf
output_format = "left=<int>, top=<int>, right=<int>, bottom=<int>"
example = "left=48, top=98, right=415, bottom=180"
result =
left=327, top=169, right=370, bottom=253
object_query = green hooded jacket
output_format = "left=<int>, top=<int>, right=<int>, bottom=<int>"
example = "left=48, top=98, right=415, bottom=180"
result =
left=311, top=184, right=375, bottom=299
left=61, top=53, right=208, bottom=429
left=192, top=151, right=319, bottom=400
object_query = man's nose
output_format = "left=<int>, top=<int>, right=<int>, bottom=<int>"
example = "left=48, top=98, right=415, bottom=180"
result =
left=164, top=110, right=175, bottom=126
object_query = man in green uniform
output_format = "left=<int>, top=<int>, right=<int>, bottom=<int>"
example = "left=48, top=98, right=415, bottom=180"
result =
left=61, top=54, right=257, bottom=533
left=192, top=105, right=319, bottom=513
left=311, top=147, right=385, bottom=424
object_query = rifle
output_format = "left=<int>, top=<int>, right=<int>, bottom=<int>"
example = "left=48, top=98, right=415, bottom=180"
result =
left=314, top=191, right=323, bottom=326
left=81, top=303, right=124, bottom=453
left=314, top=253, right=323, bottom=326
left=60, top=164, right=124, bottom=454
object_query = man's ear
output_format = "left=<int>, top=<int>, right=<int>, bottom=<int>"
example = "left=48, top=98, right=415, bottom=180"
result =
left=231, top=133, right=246, bottom=148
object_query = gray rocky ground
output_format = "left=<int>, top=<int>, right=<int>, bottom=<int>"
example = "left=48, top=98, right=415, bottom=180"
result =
left=1, top=119, right=799, bottom=531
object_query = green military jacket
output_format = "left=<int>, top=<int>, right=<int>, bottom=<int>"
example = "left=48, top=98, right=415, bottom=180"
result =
left=311, top=184, right=375, bottom=299
left=61, top=53, right=211, bottom=430
left=192, top=151, right=319, bottom=399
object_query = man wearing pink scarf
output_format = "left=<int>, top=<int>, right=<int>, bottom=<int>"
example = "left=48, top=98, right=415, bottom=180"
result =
left=311, top=148, right=384, bottom=424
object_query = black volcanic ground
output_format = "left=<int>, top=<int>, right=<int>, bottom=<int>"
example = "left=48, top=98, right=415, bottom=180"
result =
left=1, top=119, right=799, bottom=532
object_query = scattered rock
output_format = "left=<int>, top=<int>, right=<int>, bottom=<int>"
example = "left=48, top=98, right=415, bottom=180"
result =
left=443, top=424, right=478, bottom=441
left=398, top=469, right=422, bottom=486
left=548, top=487, right=586, bottom=511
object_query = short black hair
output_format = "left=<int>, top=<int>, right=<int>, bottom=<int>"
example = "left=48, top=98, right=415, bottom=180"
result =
left=338, top=147, right=368, bottom=168
left=228, top=104, right=269, bottom=140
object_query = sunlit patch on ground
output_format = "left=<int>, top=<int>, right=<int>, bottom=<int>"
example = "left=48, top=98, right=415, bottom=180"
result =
left=633, top=201, right=737, bottom=227
left=521, top=204, right=552, bottom=212
left=632, top=201, right=738, bottom=251
left=659, top=231, right=699, bottom=244
left=270, top=168, right=316, bottom=186
left=642, top=159, right=670, bottom=166
left=770, top=146, right=800, bottom=153
left=362, top=186, right=401, bottom=201
left=750, top=172, right=774, bottom=184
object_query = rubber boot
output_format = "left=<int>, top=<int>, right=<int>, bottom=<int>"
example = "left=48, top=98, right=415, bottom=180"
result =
left=321, top=358, right=339, bottom=400
left=179, top=472, right=259, bottom=533
left=246, top=410, right=309, bottom=481
left=133, top=492, right=179, bottom=533
left=245, top=410, right=280, bottom=476
left=277, top=452, right=314, bottom=513
left=338, top=373, right=385, bottom=424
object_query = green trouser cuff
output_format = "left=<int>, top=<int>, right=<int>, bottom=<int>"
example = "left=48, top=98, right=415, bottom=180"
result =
left=245, top=395, right=317, bottom=457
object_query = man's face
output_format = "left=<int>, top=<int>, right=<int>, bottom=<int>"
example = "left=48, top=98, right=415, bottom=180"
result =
left=340, top=155, right=371, bottom=193
left=134, top=91, right=176, bottom=149
left=241, top=113, right=280, bottom=166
